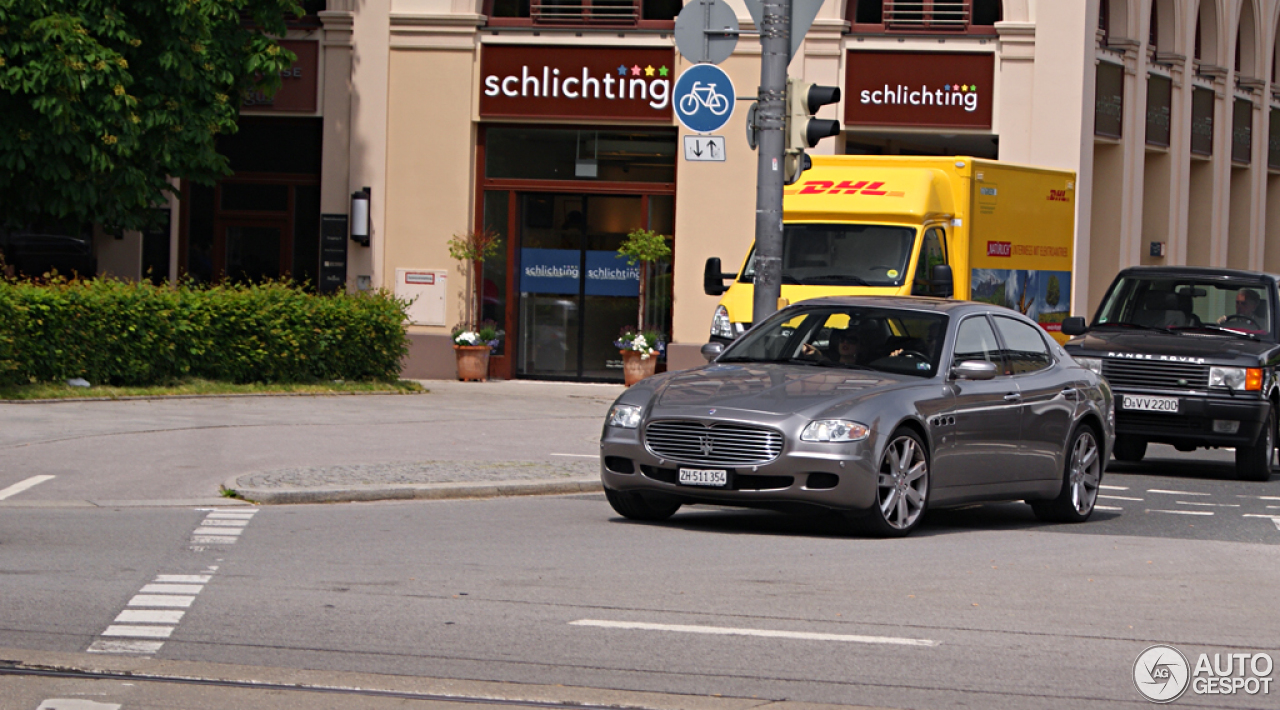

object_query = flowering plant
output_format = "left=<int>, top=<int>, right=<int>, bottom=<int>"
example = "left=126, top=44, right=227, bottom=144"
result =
left=452, top=320, right=503, bottom=351
left=614, top=326, right=665, bottom=360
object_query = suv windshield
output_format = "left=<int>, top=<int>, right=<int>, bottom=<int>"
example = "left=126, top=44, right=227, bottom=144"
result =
left=740, top=223, right=916, bottom=288
left=719, top=305, right=948, bottom=378
left=1096, top=275, right=1272, bottom=336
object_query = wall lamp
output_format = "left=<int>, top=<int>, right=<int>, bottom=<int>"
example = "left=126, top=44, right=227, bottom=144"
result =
left=351, top=187, right=371, bottom=246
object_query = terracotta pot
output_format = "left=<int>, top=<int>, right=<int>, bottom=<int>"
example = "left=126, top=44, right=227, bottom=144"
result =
left=621, top=349, right=657, bottom=386
left=454, top=345, right=491, bottom=382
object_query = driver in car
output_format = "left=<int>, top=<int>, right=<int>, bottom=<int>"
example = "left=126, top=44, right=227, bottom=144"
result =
left=1219, top=288, right=1262, bottom=325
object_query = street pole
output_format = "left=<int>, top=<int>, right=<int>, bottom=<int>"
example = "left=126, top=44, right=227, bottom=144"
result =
left=751, top=0, right=789, bottom=327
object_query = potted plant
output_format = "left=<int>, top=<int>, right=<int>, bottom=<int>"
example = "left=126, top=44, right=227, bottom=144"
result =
left=615, top=228, right=672, bottom=385
left=452, top=320, right=503, bottom=382
left=447, top=228, right=502, bottom=381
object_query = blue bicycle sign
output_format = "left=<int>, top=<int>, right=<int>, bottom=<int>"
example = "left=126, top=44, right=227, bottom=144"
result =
left=673, top=64, right=735, bottom=133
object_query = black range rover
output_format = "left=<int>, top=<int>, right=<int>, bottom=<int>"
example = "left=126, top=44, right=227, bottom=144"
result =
left=1062, top=266, right=1278, bottom=481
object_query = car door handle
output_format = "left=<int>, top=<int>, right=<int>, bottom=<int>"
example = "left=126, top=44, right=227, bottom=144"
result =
left=1003, top=393, right=1021, bottom=402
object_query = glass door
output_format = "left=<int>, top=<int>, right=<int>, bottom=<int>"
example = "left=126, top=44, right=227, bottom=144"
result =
left=516, top=193, right=644, bottom=380
left=214, top=219, right=289, bottom=283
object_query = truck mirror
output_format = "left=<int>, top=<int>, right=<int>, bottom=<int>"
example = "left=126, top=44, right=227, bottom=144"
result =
left=704, top=257, right=729, bottom=296
left=1061, top=316, right=1087, bottom=336
left=932, top=264, right=954, bottom=298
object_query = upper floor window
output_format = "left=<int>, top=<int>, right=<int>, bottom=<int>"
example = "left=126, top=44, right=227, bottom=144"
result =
left=848, top=0, right=1001, bottom=35
left=485, top=0, right=680, bottom=28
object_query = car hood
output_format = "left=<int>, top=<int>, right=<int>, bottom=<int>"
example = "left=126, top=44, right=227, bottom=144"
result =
left=1067, top=328, right=1277, bottom=365
left=649, top=363, right=911, bottom=420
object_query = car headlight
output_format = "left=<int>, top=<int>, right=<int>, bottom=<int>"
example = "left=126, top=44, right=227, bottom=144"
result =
left=710, top=304, right=734, bottom=340
left=800, top=420, right=870, bottom=442
left=607, top=404, right=643, bottom=428
left=1209, top=366, right=1262, bottom=391
left=1074, top=356, right=1103, bottom=375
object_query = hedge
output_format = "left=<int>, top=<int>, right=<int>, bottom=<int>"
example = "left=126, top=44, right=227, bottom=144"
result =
left=0, top=279, right=410, bottom=386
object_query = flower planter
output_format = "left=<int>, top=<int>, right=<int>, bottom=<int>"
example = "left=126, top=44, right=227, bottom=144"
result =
left=621, top=349, right=657, bottom=386
left=454, top=345, right=491, bottom=382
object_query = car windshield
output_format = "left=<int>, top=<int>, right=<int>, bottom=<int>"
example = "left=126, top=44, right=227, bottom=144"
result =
left=739, top=223, right=917, bottom=288
left=1096, top=275, right=1272, bottom=336
left=719, top=305, right=948, bottom=378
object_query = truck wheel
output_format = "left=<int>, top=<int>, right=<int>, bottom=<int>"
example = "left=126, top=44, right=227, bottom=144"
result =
left=1112, top=435, right=1146, bottom=463
left=1236, top=408, right=1275, bottom=482
left=604, top=488, right=681, bottom=521
left=1031, top=424, right=1102, bottom=523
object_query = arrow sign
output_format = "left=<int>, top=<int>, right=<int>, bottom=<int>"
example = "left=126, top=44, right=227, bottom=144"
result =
left=742, top=0, right=825, bottom=60
left=684, top=135, right=727, bottom=162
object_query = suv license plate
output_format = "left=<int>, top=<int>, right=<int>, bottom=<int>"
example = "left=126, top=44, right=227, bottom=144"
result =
left=678, top=468, right=728, bottom=487
left=1122, top=395, right=1179, bottom=413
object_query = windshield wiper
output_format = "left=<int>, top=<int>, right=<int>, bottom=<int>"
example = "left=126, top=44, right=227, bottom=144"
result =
left=1095, top=322, right=1175, bottom=334
left=1174, top=324, right=1262, bottom=340
left=795, top=274, right=869, bottom=286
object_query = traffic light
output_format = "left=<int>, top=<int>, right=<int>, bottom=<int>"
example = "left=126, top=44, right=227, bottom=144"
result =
left=784, top=79, right=841, bottom=184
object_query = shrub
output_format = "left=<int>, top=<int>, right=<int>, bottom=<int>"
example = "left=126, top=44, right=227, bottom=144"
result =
left=0, top=279, right=410, bottom=386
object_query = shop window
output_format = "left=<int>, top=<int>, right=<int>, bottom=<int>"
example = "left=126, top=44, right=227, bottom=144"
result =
left=485, top=128, right=675, bottom=183
left=848, top=1, right=1000, bottom=35
left=484, top=0, right=677, bottom=28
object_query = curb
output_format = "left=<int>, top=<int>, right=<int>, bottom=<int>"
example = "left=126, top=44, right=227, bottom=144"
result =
left=226, top=476, right=603, bottom=505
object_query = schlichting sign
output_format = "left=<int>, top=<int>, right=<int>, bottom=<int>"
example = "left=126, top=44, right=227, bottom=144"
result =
left=480, top=45, right=675, bottom=121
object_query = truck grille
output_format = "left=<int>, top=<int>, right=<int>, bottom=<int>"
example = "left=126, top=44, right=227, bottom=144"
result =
left=644, top=420, right=784, bottom=467
left=1102, top=359, right=1209, bottom=390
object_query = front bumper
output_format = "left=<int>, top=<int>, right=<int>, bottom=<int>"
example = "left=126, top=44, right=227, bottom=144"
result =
left=599, top=424, right=880, bottom=514
left=1113, top=390, right=1269, bottom=446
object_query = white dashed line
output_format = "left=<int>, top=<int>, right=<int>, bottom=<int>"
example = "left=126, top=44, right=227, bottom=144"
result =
left=1176, top=501, right=1240, bottom=507
left=138, top=583, right=204, bottom=594
left=1100, top=485, right=1129, bottom=491
left=154, top=575, right=210, bottom=584
left=102, top=625, right=173, bottom=639
left=193, top=526, right=244, bottom=536
left=1146, top=509, right=1214, bottom=516
left=190, top=508, right=257, bottom=547
left=114, top=610, right=184, bottom=624
left=1100, top=495, right=1143, bottom=501
left=0, top=475, right=56, bottom=500
left=1147, top=489, right=1211, bottom=496
left=199, top=519, right=248, bottom=527
left=1237, top=495, right=1280, bottom=500
left=570, top=619, right=939, bottom=647
left=37, top=700, right=122, bottom=710
left=87, top=639, right=164, bottom=655
left=1096, top=505, right=1124, bottom=511
left=1241, top=515, right=1280, bottom=531
left=127, top=594, right=195, bottom=608
left=550, top=453, right=598, bottom=458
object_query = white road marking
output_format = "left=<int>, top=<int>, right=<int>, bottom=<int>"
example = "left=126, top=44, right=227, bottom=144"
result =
left=1268, top=505, right=1280, bottom=510
left=570, top=619, right=939, bottom=647
left=191, top=535, right=240, bottom=544
left=38, top=697, right=123, bottom=709
left=1237, top=495, right=1280, bottom=500
left=206, top=512, right=256, bottom=518
left=1146, top=509, right=1214, bottom=516
left=1100, top=484, right=1129, bottom=491
left=138, top=583, right=204, bottom=595
left=1242, top=514, right=1280, bottom=519
left=115, top=610, right=184, bottom=624
left=1099, top=495, right=1143, bottom=501
left=0, top=475, right=56, bottom=500
left=551, top=453, right=598, bottom=458
left=154, top=575, right=211, bottom=584
left=127, top=594, right=194, bottom=608
left=102, top=625, right=173, bottom=638
left=1096, top=505, right=1124, bottom=511
left=1147, top=489, right=1211, bottom=496
left=193, top=526, right=243, bottom=536
left=198, top=519, right=248, bottom=527
left=87, top=639, right=164, bottom=655
left=1176, top=501, right=1240, bottom=507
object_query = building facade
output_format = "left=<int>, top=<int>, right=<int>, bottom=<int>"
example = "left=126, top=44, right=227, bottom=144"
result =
left=92, top=0, right=1280, bottom=382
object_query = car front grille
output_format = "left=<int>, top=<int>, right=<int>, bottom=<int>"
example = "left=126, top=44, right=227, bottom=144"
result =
left=1102, top=359, right=1209, bottom=390
left=644, top=420, right=784, bottom=467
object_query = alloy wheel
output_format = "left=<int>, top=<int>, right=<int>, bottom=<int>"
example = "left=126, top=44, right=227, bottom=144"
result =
left=1068, top=430, right=1101, bottom=515
left=877, top=435, right=928, bottom=530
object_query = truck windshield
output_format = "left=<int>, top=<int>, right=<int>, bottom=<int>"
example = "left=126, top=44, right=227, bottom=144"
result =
left=739, top=224, right=916, bottom=288
left=1096, top=275, right=1272, bottom=336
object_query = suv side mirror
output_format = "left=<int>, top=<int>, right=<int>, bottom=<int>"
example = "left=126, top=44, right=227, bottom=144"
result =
left=704, top=258, right=732, bottom=296
left=951, top=360, right=997, bottom=380
left=1061, top=316, right=1088, bottom=336
left=931, top=264, right=954, bottom=298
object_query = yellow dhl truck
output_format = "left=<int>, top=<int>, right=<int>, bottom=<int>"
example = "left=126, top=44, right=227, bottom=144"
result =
left=704, top=155, right=1077, bottom=343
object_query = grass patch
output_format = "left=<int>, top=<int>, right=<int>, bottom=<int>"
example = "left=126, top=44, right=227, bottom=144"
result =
left=0, top=378, right=426, bottom=401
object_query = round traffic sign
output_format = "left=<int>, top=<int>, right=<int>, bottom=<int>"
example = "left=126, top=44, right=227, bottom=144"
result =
left=673, top=64, right=735, bottom=134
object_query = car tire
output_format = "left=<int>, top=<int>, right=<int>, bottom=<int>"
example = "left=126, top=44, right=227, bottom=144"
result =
left=1031, top=424, right=1102, bottom=523
left=604, top=488, right=681, bottom=521
left=1236, top=407, right=1275, bottom=482
left=1112, top=435, right=1146, bottom=463
left=862, top=428, right=930, bottom=538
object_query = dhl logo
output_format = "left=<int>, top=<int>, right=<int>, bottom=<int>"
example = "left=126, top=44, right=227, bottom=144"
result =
left=1047, top=189, right=1070, bottom=202
left=786, top=180, right=906, bottom=197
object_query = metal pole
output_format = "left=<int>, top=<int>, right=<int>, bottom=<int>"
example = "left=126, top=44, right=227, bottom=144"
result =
left=752, top=0, right=789, bottom=327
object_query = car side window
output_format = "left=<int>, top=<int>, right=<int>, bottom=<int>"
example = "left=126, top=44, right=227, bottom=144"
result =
left=953, top=316, right=1004, bottom=373
left=993, top=316, right=1053, bottom=375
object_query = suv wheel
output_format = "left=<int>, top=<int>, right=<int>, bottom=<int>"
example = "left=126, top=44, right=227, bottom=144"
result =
left=1112, top=435, right=1146, bottom=463
left=1236, top=407, right=1275, bottom=482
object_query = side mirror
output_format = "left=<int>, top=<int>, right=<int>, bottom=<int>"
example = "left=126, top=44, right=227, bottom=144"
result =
left=931, top=264, right=954, bottom=298
left=704, top=257, right=730, bottom=296
left=951, top=360, right=997, bottom=381
left=1061, top=316, right=1088, bottom=337
left=700, top=342, right=725, bottom=362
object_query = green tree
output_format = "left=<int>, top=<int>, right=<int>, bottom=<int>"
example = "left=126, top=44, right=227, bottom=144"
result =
left=1046, top=274, right=1061, bottom=308
left=617, top=228, right=672, bottom=332
left=0, top=0, right=303, bottom=233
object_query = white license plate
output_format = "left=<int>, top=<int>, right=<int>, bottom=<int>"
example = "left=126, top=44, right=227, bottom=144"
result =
left=1122, top=395, right=1179, bottom=413
left=678, top=468, right=728, bottom=487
